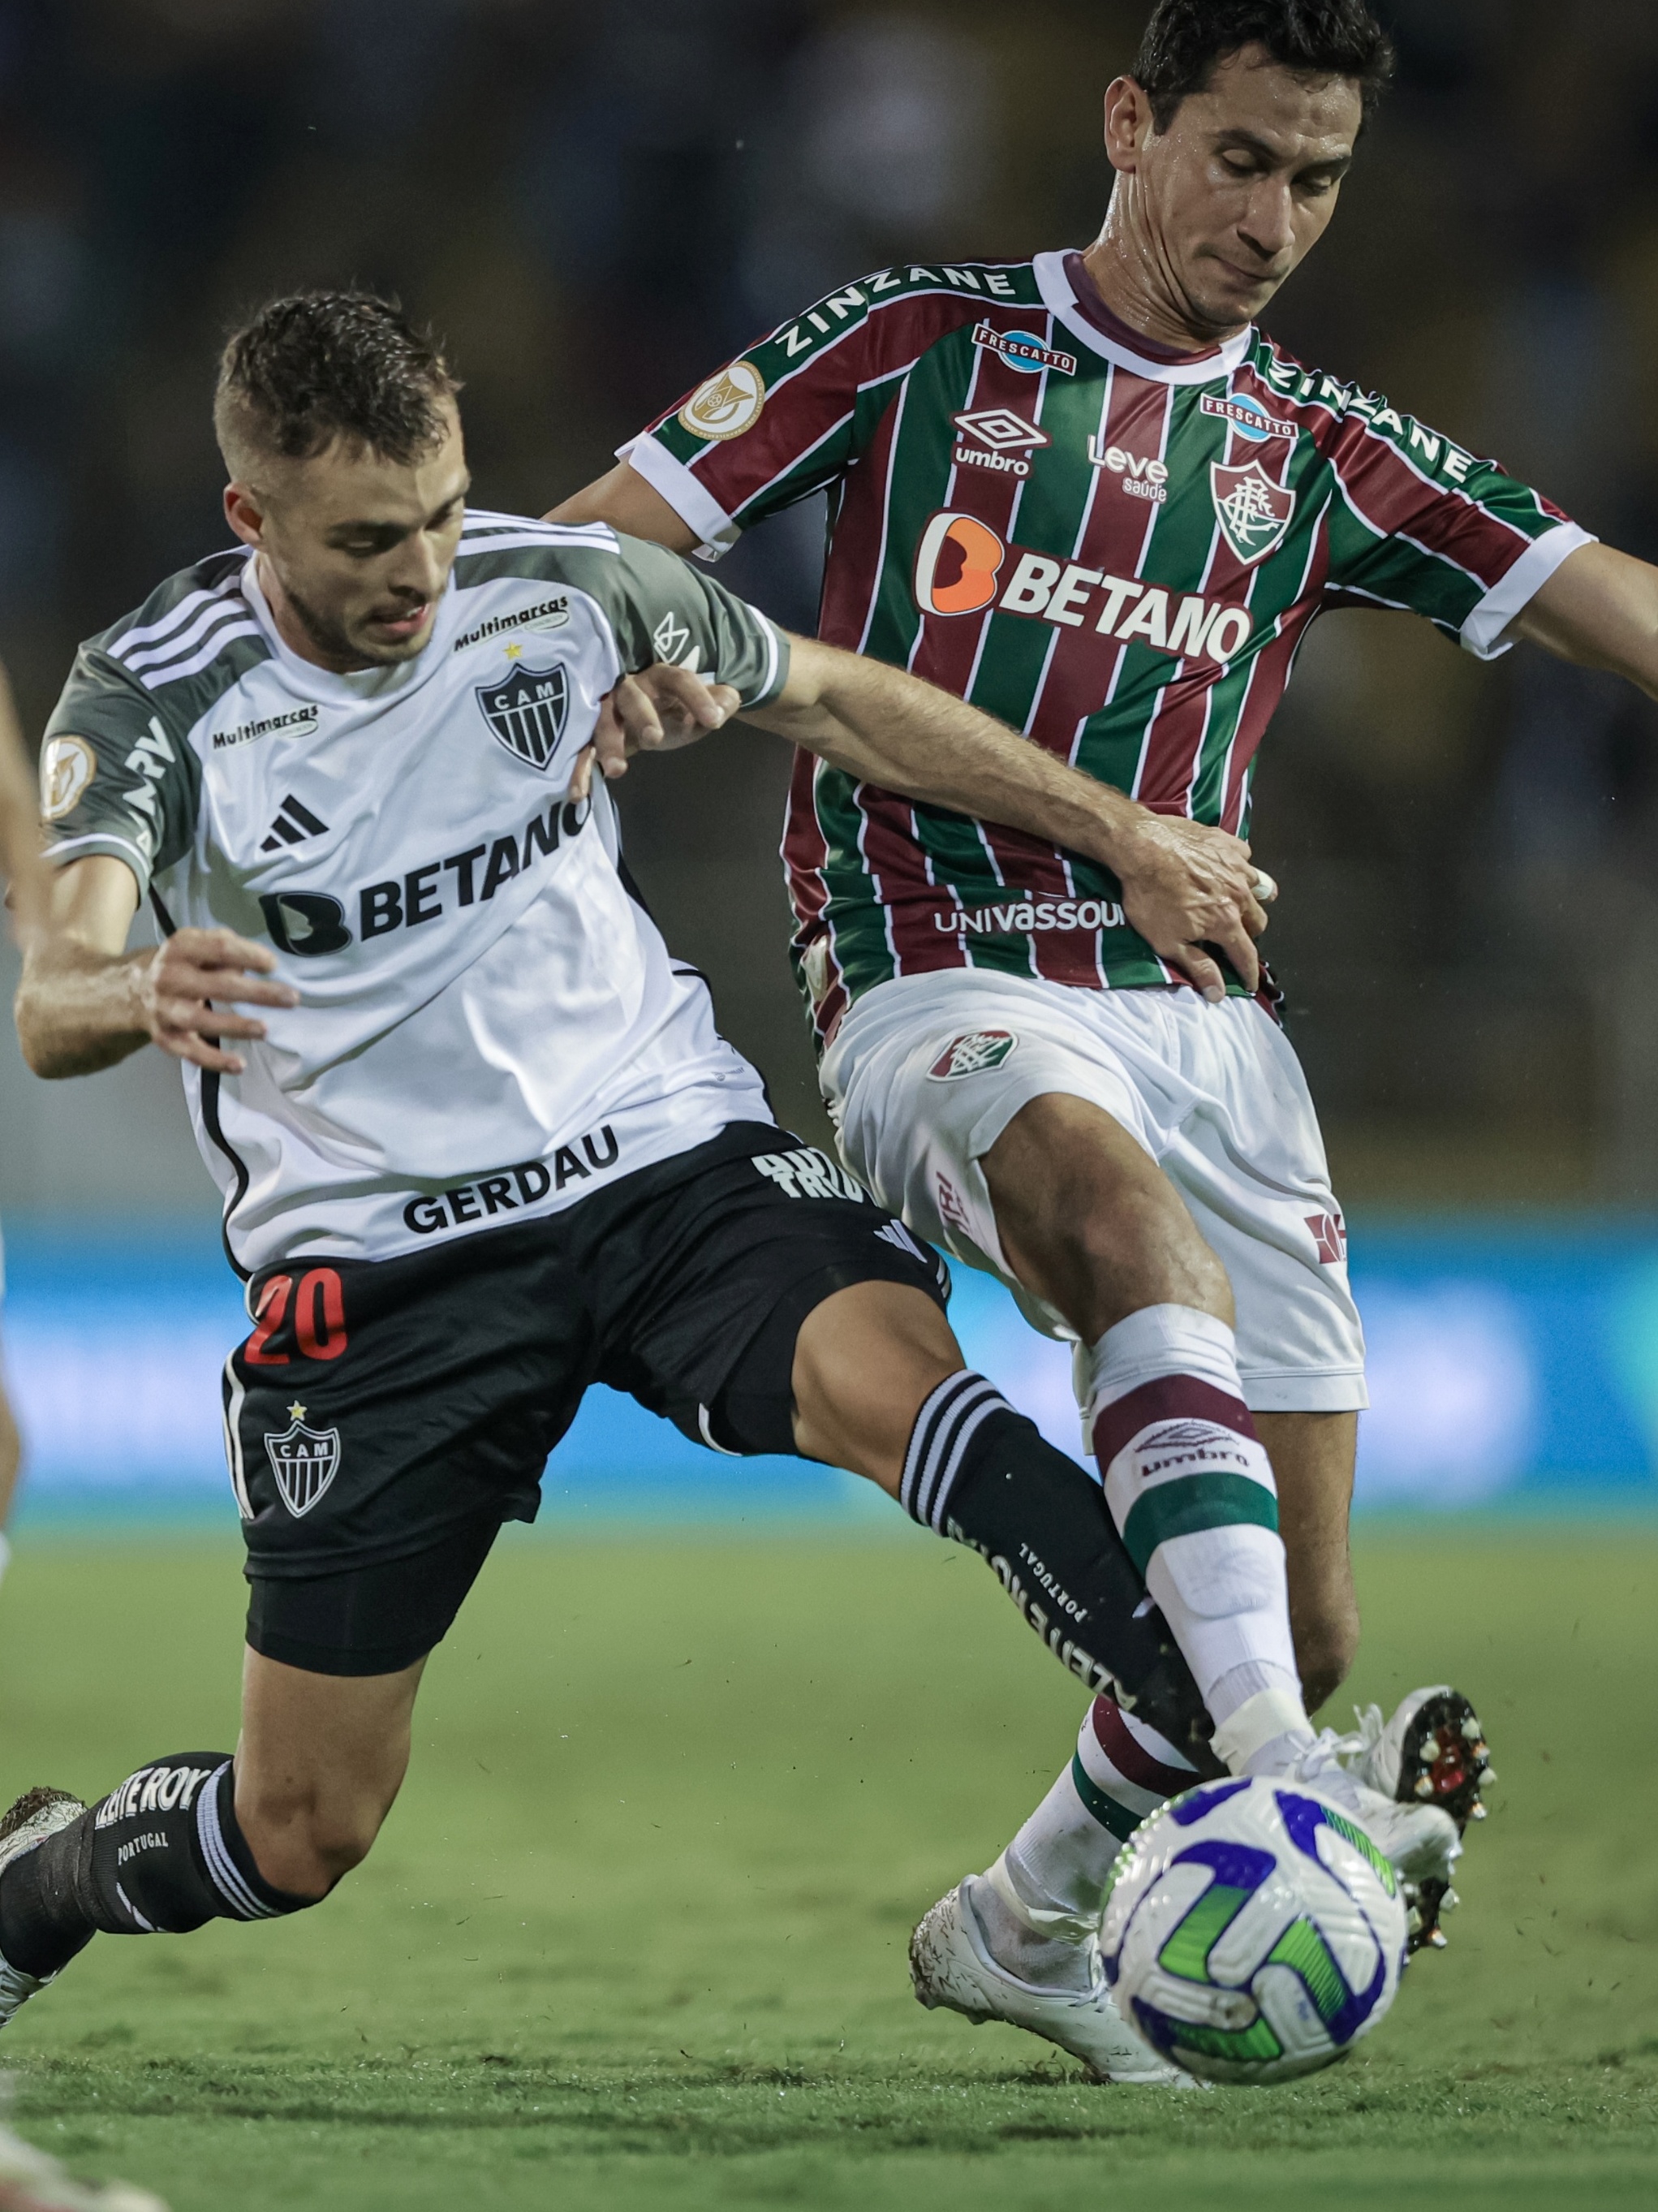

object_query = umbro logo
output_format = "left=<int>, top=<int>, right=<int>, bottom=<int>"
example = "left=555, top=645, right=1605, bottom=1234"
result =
left=952, top=406, right=1049, bottom=482
left=260, top=794, right=329, bottom=853
left=952, top=407, right=1049, bottom=453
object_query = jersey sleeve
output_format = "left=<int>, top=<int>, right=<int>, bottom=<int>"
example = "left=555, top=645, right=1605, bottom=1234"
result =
left=38, top=645, right=199, bottom=895
left=602, top=533, right=791, bottom=705
left=1319, top=393, right=1594, bottom=658
left=618, top=268, right=990, bottom=558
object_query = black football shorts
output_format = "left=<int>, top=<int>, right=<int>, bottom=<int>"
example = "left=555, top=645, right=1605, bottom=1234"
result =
left=223, top=1122, right=948, bottom=1675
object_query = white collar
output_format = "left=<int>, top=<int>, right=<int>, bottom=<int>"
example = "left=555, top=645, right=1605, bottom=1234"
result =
left=1032, top=249, right=1254, bottom=387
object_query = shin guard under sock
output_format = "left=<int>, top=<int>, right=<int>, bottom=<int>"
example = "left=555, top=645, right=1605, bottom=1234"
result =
left=0, top=1754, right=317, bottom=1977
left=1085, top=1307, right=1310, bottom=1767
left=899, top=1372, right=1220, bottom=1769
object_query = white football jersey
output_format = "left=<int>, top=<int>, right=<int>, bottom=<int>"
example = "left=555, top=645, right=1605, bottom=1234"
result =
left=41, top=511, right=790, bottom=1274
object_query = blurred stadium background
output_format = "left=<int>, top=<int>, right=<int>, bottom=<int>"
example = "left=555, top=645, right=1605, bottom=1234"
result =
left=4, top=0, right=1658, bottom=1520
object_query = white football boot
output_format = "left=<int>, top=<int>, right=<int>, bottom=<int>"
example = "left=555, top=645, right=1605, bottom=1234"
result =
left=909, top=1864, right=1197, bottom=2085
left=0, top=1789, right=88, bottom=2033
left=1285, top=1685, right=1492, bottom=1952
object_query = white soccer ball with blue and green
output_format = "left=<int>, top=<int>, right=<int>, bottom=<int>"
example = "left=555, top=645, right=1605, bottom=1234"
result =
left=1100, top=1775, right=1408, bottom=2084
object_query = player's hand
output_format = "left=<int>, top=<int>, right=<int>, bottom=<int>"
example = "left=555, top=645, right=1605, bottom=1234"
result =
left=570, top=664, right=741, bottom=800
left=135, top=926, right=299, bottom=1075
left=1109, top=812, right=1274, bottom=1001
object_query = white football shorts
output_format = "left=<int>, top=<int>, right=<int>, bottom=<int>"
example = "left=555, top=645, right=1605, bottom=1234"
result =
left=820, top=971, right=1367, bottom=1416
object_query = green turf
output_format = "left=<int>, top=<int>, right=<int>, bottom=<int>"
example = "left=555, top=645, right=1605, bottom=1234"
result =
left=0, top=1525, right=1654, bottom=2211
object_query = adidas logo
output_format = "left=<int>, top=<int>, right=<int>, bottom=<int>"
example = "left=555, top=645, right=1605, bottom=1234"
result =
left=260, top=794, right=329, bottom=853
left=874, top=1219, right=926, bottom=1264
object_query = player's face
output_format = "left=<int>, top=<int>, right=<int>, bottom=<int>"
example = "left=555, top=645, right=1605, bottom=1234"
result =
left=227, top=405, right=470, bottom=671
left=1108, top=47, right=1363, bottom=337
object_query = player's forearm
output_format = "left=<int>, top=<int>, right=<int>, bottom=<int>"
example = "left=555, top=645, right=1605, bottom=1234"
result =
left=749, top=640, right=1149, bottom=871
left=1514, top=542, right=1658, bottom=698
left=545, top=464, right=700, bottom=554
left=0, top=801, right=46, bottom=938
left=0, top=693, right=45, bottom=934
left=14, top=941, right=151, bottom=1079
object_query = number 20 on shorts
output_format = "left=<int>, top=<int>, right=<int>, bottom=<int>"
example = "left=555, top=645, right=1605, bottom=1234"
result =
left=244, top=1267, right=349, bottom=1365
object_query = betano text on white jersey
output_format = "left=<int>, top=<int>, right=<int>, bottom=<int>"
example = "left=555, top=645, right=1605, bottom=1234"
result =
left=40, top=512, right=790, bottom=1273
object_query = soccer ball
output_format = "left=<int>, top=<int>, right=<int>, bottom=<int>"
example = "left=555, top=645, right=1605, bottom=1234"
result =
left=1100, top=1776, right=1407, bottom=2084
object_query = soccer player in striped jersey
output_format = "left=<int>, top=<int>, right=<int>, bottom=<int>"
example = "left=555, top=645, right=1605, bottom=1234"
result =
left=554, top=0, right=1646, bottom=2063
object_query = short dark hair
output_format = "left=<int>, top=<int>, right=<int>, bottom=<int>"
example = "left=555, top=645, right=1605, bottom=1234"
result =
left=1131, top=0, right=1395, bottom=133
left=214, top=290, right=460, bottom=473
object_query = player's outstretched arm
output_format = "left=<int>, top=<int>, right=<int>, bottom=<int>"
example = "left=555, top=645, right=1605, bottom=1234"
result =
left=0, top=660, right=46, bottom=942
left=747, top=632, right=1273, bottom=1002
left=1510, top=541, right=1658, bottom=693
left=547, top=463, right=699, bottom=551
left=15, top=853, right=299, bottom=1080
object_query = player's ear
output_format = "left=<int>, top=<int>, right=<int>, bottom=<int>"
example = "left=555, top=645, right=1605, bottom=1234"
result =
left=1104, top=77, right=1150, bottom=170
left=224, top=481, right=266, bottom=550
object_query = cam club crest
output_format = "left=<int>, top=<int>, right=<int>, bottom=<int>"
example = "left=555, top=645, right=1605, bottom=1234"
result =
left=264, top=1403, right=341, bottom=1518
left=1209, top=459, right=1297, bottom=566
left=477, top=659, right=570, bottom=770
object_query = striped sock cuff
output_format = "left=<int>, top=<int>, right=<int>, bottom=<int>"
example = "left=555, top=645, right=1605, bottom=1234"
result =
left=195, top=1762, right=287, bottom=1923
left=1084, top=1692, right=1197, bottom=1802
left=1068, top=1693, right=1197, bottom=1839
left=899, top=1370, right=1009, bottom=1533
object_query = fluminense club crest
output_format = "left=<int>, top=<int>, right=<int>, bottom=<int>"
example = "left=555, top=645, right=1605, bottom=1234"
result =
left=927, top=1029, right=1018, bottom=1080
left=477, top=659, right=570, bottom=770
left=264, top=1403, right=341, bottom=1518
left=1209, top=459, right=1297, bottom=566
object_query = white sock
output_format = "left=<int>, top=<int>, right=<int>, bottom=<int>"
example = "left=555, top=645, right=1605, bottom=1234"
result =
left=1000, top=1692, right=1199, bottom=1936
left=1086, top=1304, right=1308, bottom=1773
left=0, top=1532, right=11, bottom=1592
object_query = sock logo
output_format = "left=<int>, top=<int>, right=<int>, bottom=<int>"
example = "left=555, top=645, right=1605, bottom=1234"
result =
left=116, top=1831, right=170, bottom=1867
left=927, top=1030, right=1017, bottom=1080
left=1136, top=1419, right=1258, bottom=1479
left=1016, top=1541, right=1089, bottom=1623
left=264, top=1402, right=342, bottom=1517
left=95, top=1765, right=215, bottom=1829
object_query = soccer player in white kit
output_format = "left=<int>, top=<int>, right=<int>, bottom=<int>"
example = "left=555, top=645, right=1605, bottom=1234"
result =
left=0, top=292, right=1469, bottom=2068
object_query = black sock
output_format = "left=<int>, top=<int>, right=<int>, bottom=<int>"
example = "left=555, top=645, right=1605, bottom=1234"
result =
left=0, top=1754, right=317, bottom=1978
left=902, top=1373, right=1222, bottom=1774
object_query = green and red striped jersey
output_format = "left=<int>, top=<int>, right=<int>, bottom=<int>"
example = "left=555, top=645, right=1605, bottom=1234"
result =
left=625, top=249, right=1590, bottom=1045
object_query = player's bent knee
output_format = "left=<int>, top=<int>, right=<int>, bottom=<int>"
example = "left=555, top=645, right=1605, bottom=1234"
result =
left=236, top=1781, right=389, bottom=1899
left=790, top=1281, right=963, bottom=1495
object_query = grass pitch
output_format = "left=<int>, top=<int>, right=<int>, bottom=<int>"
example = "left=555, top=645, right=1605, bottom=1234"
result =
left=0, top=1523, right=1653, bottom=2211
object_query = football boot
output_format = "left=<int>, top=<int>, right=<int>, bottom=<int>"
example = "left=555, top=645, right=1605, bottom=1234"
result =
left=0, top=1789, right=88, bottom=2033
left=1333, top=1685, right=1492, bottom=1952
left=909, top=1869, right=1200, bottom=2085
